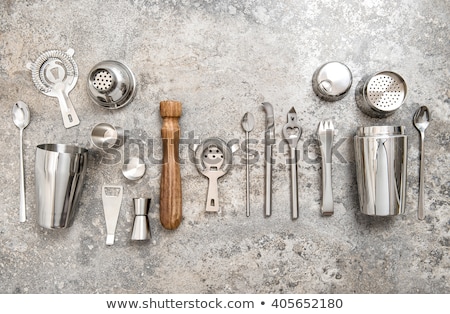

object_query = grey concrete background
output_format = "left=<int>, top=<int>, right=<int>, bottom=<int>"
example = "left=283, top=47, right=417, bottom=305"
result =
left=0, top=0, right=448, bottom=294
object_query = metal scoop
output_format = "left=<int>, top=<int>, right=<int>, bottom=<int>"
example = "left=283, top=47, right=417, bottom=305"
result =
left=241, top=112, right=255, bottom=217
left=195, top=138, right=233, bottom=212
left=27, top=48, right=80, bottom=128
left=413, top=106, right=431, bottom=220
left=282, top=107, right=302, bottom=220
left=12, top=101, right=31, bottom=222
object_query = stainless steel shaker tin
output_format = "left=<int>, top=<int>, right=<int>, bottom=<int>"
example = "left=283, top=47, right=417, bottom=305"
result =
left=35, top=144, right=88, bottom=229
left=312, top=61, right=353, bottom=101
left=354, top=126, right=407, bottom=216
left=356, top=71, right=407, bottom=118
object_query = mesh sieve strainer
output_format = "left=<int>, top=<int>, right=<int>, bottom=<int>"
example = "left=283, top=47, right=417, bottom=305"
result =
left=356, top=71, right=407, bottom=118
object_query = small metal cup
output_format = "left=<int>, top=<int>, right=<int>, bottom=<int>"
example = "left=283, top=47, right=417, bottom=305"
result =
left=90, top=123, right=124, bottom=149
left=131, top=198, right=151, bottom=241
left=35, top=144, right=88, bottom=228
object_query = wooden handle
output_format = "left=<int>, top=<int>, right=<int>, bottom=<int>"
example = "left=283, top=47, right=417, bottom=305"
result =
left=159, top=100, right=182, bottom=230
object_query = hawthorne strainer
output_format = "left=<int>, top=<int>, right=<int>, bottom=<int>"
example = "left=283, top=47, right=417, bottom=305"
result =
left=26, top=48, right=80, bottom=128
left=356, top=71, right=407, bottom=118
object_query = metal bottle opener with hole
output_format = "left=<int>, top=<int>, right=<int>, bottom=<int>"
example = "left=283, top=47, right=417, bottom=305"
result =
left=194, top=138, right=234, bottom=212
left=102, top=185, right=123, bottom=245
left=26, top=48, right=80, bottom=128
left=282, top=107, right=302, bottom=220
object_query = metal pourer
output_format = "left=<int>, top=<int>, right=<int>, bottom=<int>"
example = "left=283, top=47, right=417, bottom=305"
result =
left=131, top=198, right=151, bottom=241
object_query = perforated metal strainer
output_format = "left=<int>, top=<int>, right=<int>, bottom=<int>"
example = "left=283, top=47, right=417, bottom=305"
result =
left=87, top=60, right=136, bottom=109
left=356, top=71, right=407, bottom=118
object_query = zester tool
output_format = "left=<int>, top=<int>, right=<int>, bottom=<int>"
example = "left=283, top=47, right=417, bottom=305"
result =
left=26, top=48, right=80, bottom=128
left=282, top=107, right=302, bottom=220
left=262, top=102, right=275, bottom=217
left=317, top=120, right=335, bottom=216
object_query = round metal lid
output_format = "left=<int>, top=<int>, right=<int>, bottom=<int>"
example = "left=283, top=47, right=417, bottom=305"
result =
left=312, top=61, right=352, bottom=101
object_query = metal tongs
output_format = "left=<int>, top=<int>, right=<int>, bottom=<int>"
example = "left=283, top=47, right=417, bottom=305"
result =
left=282, top=107, right=302, bottom=220
left=262, top=102, right=275, bottom=217
left=317, top=120, right=335, bottom=216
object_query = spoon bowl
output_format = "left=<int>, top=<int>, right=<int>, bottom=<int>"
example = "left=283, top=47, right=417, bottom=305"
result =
left=13, top=101, right=31, bottom=130
left=12, top=101, right=31, bottom=222
left=413, top=106, right=430, bottom=133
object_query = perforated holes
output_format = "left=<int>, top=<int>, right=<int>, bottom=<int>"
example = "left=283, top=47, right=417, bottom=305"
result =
left=93, top=70, right=113, bottom=91
left=367, top=74, right=404, bottom=109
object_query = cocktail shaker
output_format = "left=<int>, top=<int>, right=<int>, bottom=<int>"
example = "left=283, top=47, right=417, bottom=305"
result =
left=354, top=126, right=407, bottom=216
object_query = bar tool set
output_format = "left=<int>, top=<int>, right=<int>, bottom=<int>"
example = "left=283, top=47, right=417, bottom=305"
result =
left=15, top=45, right=431, bottom=242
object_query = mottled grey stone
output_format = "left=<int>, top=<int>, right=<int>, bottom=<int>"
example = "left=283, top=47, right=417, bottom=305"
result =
left=0, top=0, right=448, bottom=293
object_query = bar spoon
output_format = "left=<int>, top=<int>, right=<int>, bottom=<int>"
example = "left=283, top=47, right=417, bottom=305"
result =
left=12, top=101, right=31, bottom=222
left=413, top=106, right=430, bottom=220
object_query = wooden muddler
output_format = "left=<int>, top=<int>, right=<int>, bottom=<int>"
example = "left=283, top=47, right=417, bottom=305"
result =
left=159, top=100, right=182, bottom=230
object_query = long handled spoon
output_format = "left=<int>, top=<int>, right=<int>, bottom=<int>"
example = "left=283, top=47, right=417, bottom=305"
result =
left=413, top=106, right=430, bottom=220
left=241, top=112, right=255, bottom=217
left=12, top=101, right=31, bottom=222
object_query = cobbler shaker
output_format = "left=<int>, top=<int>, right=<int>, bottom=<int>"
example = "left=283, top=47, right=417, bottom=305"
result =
left=354, top=126, right=407, bottom=216
left=35, top=144, right=88, bottom=228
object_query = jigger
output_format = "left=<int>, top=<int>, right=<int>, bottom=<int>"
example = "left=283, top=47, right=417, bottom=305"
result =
left=131, top=198, right=151, bottom=241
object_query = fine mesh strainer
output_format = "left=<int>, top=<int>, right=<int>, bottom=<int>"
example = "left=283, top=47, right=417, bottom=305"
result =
left=87, top=60, right=136, bottom=109
left=356, top=71, right=407, bottom=118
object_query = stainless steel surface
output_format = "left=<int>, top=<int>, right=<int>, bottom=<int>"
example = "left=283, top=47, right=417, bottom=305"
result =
left=122, top=157, right=146, bottom=180
left=26, top=48, right=80, bottom=128
left=241, top=112, right=255, bottom=217
left=90, top=123, right=124, bottom=149
left=102, top=185, right=123, bottom=245
left=312, top=61, right=352, bottom=101
left=131, top=198, right=151, bottom=241
left=35, top=144, right=88, bottom=229
left=12, top=101, right=31, bottom=223
left=282, top=107, right=302, bottom=220
left=195, top=138, right=233, bottom=212
left=356, top=71, right=407, bottom=118
left=87, top=60, right=136, bottom=109
left=317, top=119, right=335, bottom=216
left=262, top=102, right=275, bottom=217
left=413, top=106, right=431, bottom=220
left=354, top=126, right=408, bottom=216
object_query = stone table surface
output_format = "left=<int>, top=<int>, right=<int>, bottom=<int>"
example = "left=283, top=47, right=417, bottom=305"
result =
left=0, top=0, right=448, bottom=294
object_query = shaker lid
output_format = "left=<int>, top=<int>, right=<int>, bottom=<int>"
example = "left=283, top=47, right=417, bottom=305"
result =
left=312, top=61, right=352, bottom=101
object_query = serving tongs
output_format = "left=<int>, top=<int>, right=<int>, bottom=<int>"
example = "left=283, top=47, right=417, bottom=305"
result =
left=317, top=120, right=335, bottom=216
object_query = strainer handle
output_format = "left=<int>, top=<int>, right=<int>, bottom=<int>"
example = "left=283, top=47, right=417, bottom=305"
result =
left=57, top=91, right=80, bottom=128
